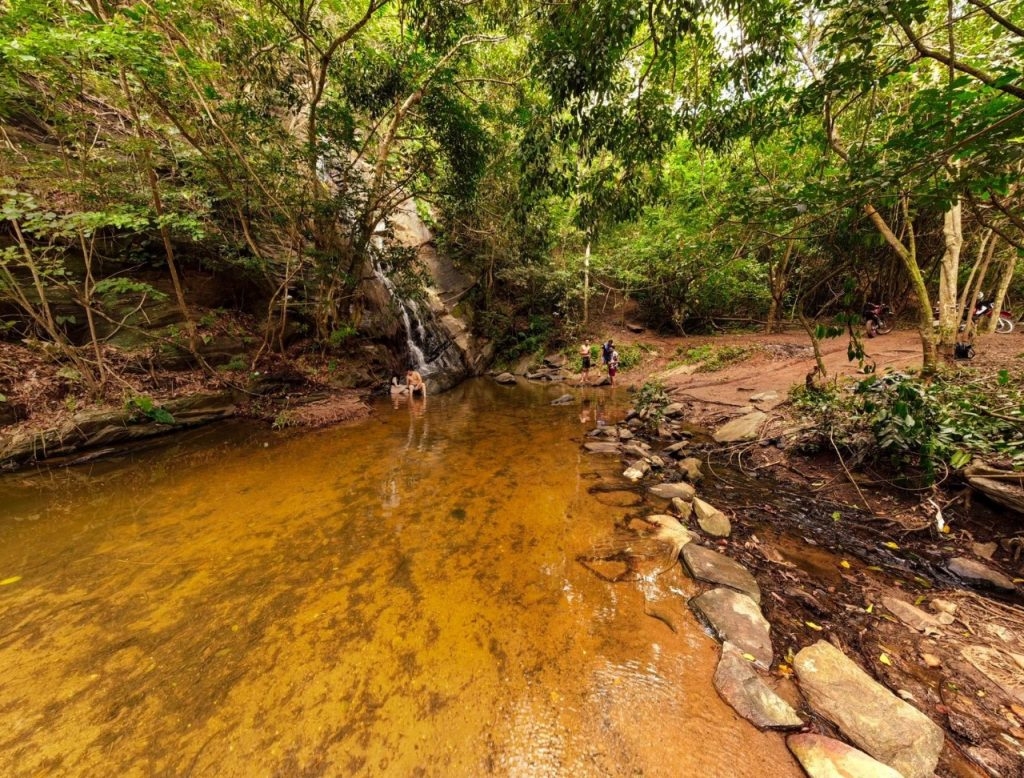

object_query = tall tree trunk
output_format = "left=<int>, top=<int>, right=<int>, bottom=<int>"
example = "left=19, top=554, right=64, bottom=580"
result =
left=583, top=239, right=591, bottom=325
left=935, top=200, right=963, bottom=348
left=863, top=200, right=938, bottom=374
left=986, top=247, right=1016, bottom=333
left=766, top=239, right=794, bottom=334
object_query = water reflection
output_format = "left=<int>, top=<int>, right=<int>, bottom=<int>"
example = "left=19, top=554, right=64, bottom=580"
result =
left=0, top=380, right=800, bottom=776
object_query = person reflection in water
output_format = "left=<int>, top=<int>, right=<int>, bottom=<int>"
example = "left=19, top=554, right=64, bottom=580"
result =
left=579, top=398, right=592, bottom=424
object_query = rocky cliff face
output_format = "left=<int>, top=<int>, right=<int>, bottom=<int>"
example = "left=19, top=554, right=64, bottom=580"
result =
left=363, top=199, right=491, bottom=392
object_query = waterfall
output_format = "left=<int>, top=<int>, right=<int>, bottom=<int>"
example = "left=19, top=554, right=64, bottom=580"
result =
left=370, top=246, right=467, bottom=386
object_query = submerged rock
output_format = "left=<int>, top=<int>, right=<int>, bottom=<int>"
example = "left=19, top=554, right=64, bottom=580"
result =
left=787, top=733, right=903, bottom=778
left=690, top=587, right=773, bottom=669
left=494, top=372, right=517, bottom=385
left=714, top=642, right=802, bottom=730
left=793, top=640, right=944, bottom=778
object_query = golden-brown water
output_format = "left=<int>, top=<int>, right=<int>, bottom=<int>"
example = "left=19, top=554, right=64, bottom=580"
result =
left=0, top=380, right=801, bottom=777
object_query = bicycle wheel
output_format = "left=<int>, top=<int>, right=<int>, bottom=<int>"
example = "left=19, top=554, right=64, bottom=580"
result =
left=996, top=316, right=1014, bottom=334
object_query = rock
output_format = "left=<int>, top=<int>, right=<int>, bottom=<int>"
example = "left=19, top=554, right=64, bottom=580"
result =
left=787, top=733, right=903, bottom=778
left=972, top=541, right=998, bottom=560
left=713, top=411, right=768, bottom=443
left=543, top=353, right=567, bottom=368
left=583, top=441, right=621, bottom=454
left=494, top=372, right=517, bottom=385
left=648, top=455, right=666, bottom=469
left=881, top=596, right=943, bottom=635
left=626, top=322, right=645, bottom=333
left=662, top=402, right=686, bottom=418
left=677, top=457, right=704, bottom=483
left=649, top=482, right=696, bottom=501
left=947, top=557, right=1017, bottom=591
left=617, top=427, right=634, bottom=440
left=921, top=653, right=942, bottom=668
left=749, top=391, right=780, bottom=404
left=670, top=497, right=693, bottom=520
left=930, top=598, right=958, bottom=615
left=690, top=588, right=773, bottom=669
left=623, top=460, right=651, bottom=481
left=693, top=497, right=731, bottom=538
left=793, top=640, right=944, bottom=778
left=682, top=545, right=760, bottom=603
left=714, top=643, right=803, bottom=729
left=550, top=394, right=574, bottom=406
left=622, top=443, right=651, bottom=458
left=663, top=441, right=689, bottom=458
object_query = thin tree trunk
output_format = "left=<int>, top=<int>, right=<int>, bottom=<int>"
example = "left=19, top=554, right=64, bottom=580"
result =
left=583, top=239, right=591, bottom=326
left=986, top=247, right=1016, bottom=333
left=936, top=199, right=963, bottom=348
left=863, top=200, right=938, bottom=374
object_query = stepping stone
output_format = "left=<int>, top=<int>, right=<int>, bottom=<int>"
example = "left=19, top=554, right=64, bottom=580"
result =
left=947, top=557, right=1016, bottom=591
left=793, top=640, right=944, bottom=778
left=690, top=587, right=772, bottom=669
left=713, top=411, right=768, bottom=443
left=677, top=457, right=703, bottom=483
left=787, top=733, right=903, bottom=778
left=623, top=460, right=651, bottom=481
left=583, top=441, right=621, bottom=454
left=682, top=545, right=760, bottom=603
left=494, top=372, right=517, bottom=385
left=670, top=497, right=693, bottom=520
left=693, top=497, right=731, bottom=537
left=649, top=482, right=695, bottom=501
left=662, top=402, right=686, bottom=418
left=715, top=643, right=802, bottom=730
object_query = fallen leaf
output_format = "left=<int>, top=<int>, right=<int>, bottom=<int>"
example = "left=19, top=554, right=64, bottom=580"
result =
left=839, top=560, right=851, bottom=569
left=882, top=541, right=900, bottom=550
left=742, top=653, right=757, bottom=662
left=0, top=576, right=21, bottom=586
left=880, top=653, right=892, bottom=666
left=806, top=621, right=823, bottom=631
left=865, top=603, right=874, bottom=613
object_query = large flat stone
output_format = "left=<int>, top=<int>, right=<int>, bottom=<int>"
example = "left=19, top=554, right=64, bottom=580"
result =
left=682, top=544, right=760, bottom=603
left=793, top=640, right=944, bottom=778
left=713, top=411, right=767, bottom=443
left=787, top=733, right=903, bottom=778
left=690, top=587, right=772, bottom=669
left=649, top=481, right=696, bottom=501
left=947, top=557, right=1016, bottom=591
left=714, top=642, right=802, bottom=729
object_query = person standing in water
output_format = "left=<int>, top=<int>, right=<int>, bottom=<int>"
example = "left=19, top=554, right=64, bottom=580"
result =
left=579, top=342, right=592, bottom=384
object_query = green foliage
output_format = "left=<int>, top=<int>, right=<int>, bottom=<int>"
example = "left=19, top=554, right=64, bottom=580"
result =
left=793, top=369, right=1024, bottom=483
left=672, top=344, right=754, bottom=373
left=126, top=395, right=175, bottom=425
left=631, top=379, right=669, bottom=433
left=327, top=324, right=357, bottom=348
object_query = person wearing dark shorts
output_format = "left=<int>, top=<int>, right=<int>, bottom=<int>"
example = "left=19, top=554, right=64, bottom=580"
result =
left=579, top=342, right=592, bottom=384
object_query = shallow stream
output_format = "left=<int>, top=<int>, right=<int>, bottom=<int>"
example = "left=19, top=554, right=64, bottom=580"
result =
left=0, top=380, right=802, bottom=777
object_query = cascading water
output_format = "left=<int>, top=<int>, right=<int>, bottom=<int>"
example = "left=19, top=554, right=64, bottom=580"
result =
left=370, top=227, right=469, bottom=388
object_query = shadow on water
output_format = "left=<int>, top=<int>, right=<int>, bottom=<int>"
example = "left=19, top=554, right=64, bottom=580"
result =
left=0, top=380, right=801, bottom=777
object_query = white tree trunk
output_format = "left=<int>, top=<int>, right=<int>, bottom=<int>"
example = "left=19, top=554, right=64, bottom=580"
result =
left=936, top=200, right=962, bottom=346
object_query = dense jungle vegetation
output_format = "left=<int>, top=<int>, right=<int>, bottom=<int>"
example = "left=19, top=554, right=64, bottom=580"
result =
left=1, top=0, right=1022, bottom=393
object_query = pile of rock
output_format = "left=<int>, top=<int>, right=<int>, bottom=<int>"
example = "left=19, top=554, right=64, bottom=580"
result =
left=582, top=402, right=946, bottom=778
